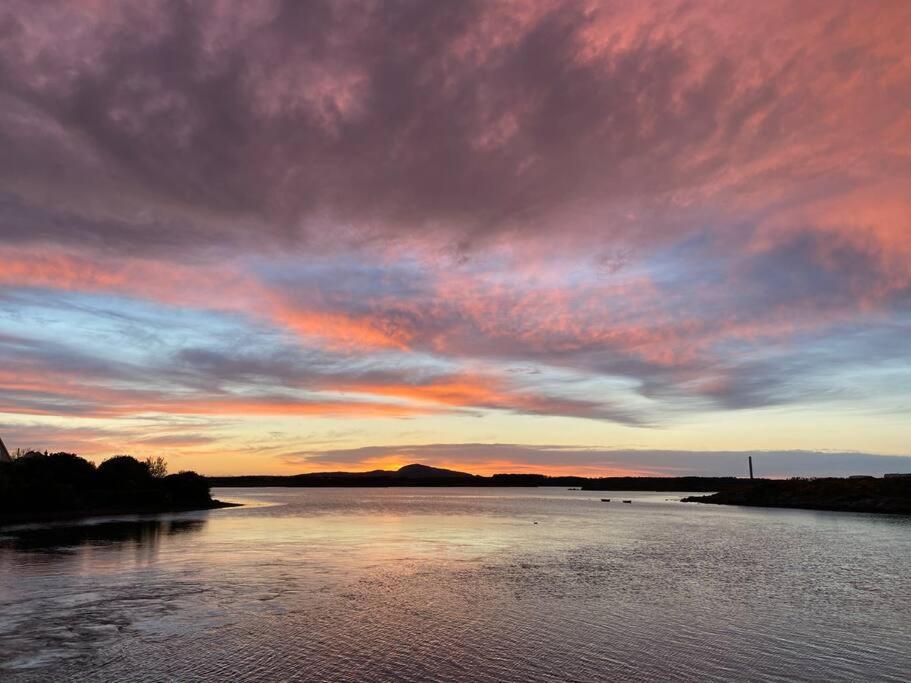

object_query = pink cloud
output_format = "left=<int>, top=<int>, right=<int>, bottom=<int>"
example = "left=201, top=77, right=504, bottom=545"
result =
left=1, top=1, right=910, bottom=472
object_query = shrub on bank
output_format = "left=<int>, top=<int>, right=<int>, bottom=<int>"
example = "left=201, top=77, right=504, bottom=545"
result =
left=0, top=453, right=213, bottom=516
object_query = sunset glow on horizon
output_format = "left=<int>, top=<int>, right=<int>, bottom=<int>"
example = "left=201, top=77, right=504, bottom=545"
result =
left=2, top=0, right=910, bottom=477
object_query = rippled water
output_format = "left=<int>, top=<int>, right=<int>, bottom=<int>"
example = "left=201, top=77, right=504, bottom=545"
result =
left=1, top=487, right=909, bottom=682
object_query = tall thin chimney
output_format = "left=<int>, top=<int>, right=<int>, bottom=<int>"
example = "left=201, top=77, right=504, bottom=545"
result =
left=748, top=455, right=754, bottom=480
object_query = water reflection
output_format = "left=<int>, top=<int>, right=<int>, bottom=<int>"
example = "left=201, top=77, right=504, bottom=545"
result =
left=0, top=518, right=206, bottom=554
left=0, top=516, right=211, bottom=674
left=0, top=516, right=209, bottom=578
left=1, top=489, right=910, bottom=682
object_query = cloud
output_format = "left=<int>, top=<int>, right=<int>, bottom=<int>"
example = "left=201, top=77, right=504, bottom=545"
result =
left=136, top=433, right=216, bottom=447
left=0, top=0, right=906, bottom=256
left=0, top=420, right=217, bottom=459
left=0, top=327, right=645, bottom=422
left=0, top=1, right=910, bottom=470
left=290, top=443, right=911, bottom=478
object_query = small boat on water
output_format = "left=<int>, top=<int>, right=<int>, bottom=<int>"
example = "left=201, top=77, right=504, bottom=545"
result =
left=622, top=500, right=632, bottom=504
left=600, top=498, right=611, bottom=502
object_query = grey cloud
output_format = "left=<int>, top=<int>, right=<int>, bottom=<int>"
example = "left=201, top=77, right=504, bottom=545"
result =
left=1, top=0, right=909, bottom=433
left=294, top=443, right=911, bottom=478
left=0, top=0, right=869, bottom=254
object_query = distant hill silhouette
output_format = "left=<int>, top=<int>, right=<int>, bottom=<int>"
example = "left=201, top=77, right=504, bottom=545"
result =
left=207, top=464, right=739, bottom=491
left=395, top=463, right=472, bottom=478
left=208, top=463, right=483, bottom=488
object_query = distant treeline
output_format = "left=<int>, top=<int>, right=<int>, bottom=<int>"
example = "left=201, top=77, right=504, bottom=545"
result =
left=0, top=452, right=220, bottom=524
left=207, top=468, right=745, bottom=492
left=683, top=476, right=911, bottom=514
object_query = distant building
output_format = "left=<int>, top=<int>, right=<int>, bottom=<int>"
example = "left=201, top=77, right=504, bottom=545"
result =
left=884, top=473, right=911, bottom=479
left=848, top=475, right=874, bottom=480
left=0, top=435, right=11, bottom=463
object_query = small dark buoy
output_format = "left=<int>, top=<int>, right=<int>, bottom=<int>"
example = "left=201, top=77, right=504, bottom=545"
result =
left=622, top=500, right=632, bottom=504
left=600, top=498, right=611, bottom=502
left=533, top=521, right=538, bottom=524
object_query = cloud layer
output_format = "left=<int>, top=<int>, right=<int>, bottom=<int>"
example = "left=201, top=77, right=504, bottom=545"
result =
left=287, top=443, right=911, bottom=478
left=1, top=1, right=910, bottom=473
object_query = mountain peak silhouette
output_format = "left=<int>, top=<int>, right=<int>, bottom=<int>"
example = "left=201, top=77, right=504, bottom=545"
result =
left=396, top=463, right=472, bottom=478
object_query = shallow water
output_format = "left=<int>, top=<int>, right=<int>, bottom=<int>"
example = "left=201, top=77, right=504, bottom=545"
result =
left=1, top=487, right=909, bottom=682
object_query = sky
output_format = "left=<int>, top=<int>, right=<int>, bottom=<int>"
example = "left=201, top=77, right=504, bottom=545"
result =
left=1, top=0, right=910, bottom=477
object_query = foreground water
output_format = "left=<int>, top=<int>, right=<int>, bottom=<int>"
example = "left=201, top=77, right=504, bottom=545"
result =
left=1, top=488, right=909, bottom=682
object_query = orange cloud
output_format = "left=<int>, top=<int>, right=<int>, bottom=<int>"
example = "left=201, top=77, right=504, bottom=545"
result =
left=0, top=246, right=413, bottom=351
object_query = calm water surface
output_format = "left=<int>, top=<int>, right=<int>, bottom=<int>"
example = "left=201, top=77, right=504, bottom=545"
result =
left=1, top=487, right=909, bottom=682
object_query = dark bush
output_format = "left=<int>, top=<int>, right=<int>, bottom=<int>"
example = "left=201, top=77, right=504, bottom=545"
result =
left=1, top=452, right=96, bottom=513
left=46, top=453, right=97, bottom=486
left=163, top=471, right=211, bottom=506
left=1, top=450, right=213, bottom=521
left=97, top=455, right=153, bottom=488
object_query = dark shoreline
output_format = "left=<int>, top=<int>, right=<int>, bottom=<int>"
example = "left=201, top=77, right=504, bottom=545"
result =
left=208, top=471, right=740, bottom=492
left=0, top=500, right=240, bottom=528
left=683, top=478, right=911, bottom=515
left=683, top=499, right=911, bottom=515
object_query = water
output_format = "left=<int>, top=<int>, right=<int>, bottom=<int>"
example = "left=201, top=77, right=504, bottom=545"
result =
left=1, top=487, right=909, bottom=682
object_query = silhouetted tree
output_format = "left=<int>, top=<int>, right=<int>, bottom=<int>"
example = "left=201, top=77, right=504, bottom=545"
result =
left=97, top=455, right=153, bottom=488
left=1, top=450, right=215, bottom=521
left=47, top=452, right=96, bottom=485
left=144, top=456, right=168, bottom=478
left=162, top=471, right=210, bottom=504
